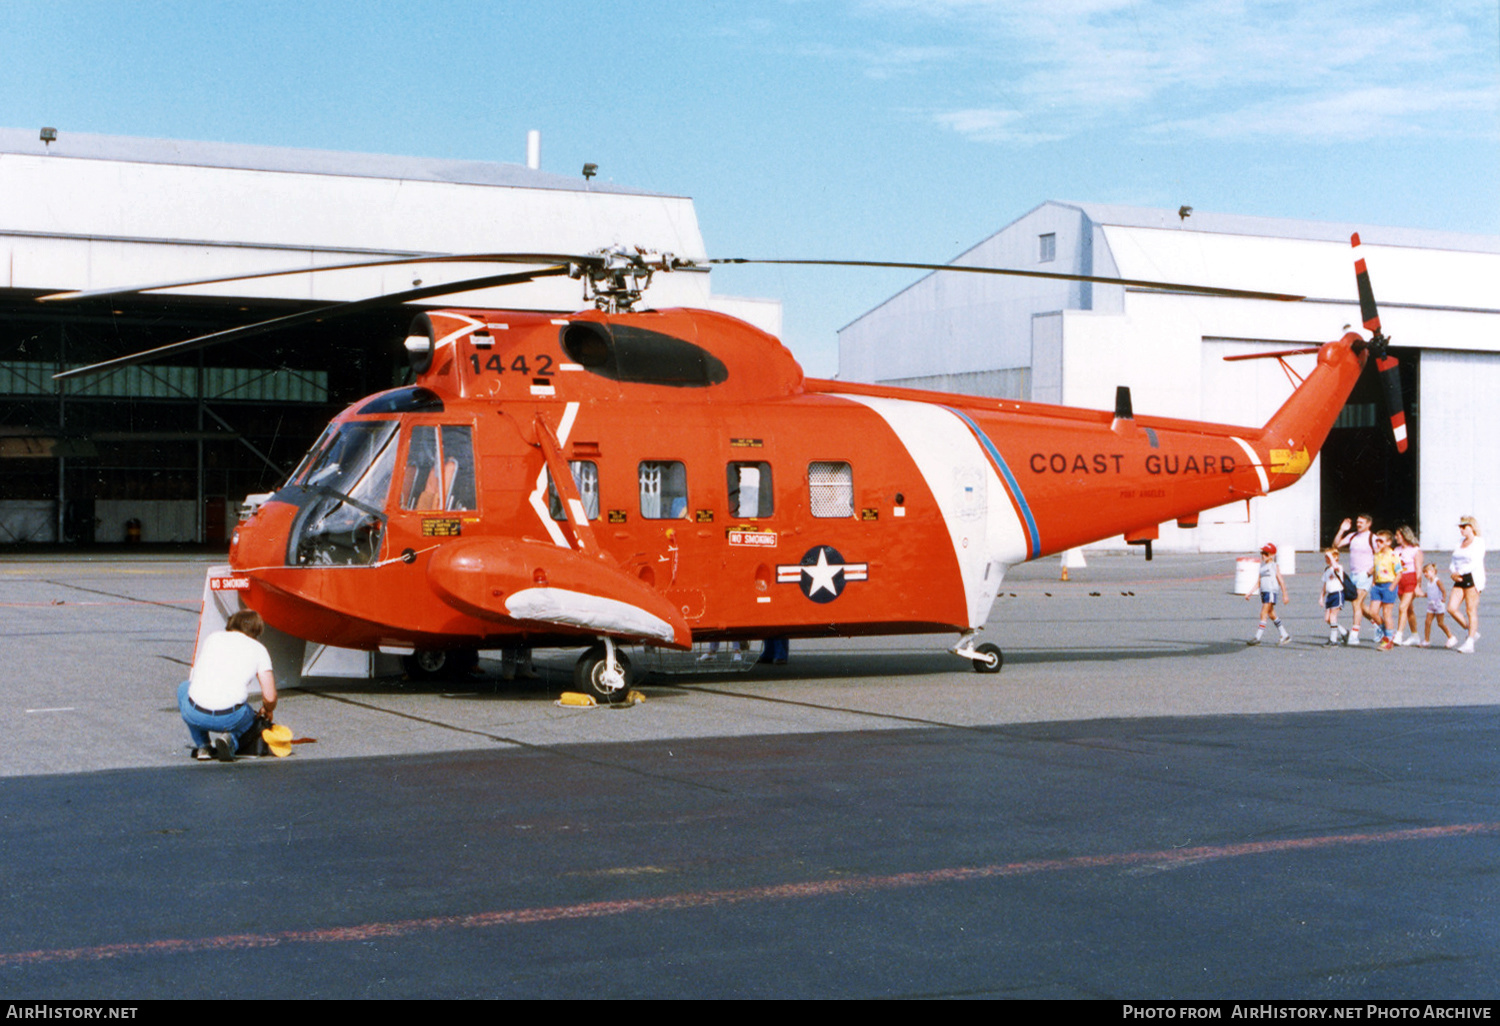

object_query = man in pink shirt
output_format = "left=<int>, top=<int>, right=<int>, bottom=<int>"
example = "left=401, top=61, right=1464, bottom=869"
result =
left=1333, top=513, right=1376, bottom=645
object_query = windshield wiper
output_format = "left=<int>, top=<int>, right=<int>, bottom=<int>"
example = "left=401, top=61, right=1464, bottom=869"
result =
left=310, top=484, right=388, bottom=523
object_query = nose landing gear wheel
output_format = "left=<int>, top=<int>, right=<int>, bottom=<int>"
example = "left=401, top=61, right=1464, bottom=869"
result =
left=574, top=644, right=632, bottom=703
left=971, top=642, right=1003, bottom=674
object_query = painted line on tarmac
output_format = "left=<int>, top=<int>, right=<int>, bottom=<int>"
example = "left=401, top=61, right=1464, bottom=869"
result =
left=3, top=821, right=1493, bottom=968
left=0, top=601, right=143, bottom=607
left=31, top=579, right=199, bottom=614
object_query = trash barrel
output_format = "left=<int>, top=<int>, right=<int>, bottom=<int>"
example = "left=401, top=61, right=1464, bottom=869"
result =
left=1233, top=557, right=1258, bottom=595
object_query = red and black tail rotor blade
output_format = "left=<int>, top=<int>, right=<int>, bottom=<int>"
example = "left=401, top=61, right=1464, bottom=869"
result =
left=1377, top=353, right=1408, bottom=453
left=1351, top=233, right=1383, bottom=335
left=1351, top=233, right=1407, bottom=453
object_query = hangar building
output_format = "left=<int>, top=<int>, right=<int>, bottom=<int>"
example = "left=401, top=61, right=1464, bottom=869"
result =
left=838, top=201, right=1500, bottom=554
left=0, top=128, right=775, bottom=546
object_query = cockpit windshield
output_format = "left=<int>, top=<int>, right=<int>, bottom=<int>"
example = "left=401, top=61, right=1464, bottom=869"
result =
left=296, top=421, right=397, bottom=493
left=287, top=420, right=399, bottom=566
left=283, top=422, right=336, bottom=491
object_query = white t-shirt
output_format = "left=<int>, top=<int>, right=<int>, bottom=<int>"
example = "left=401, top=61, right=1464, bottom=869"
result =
left=1451, top=538, right=1488, bottom=592
left=188, top=630, right=273, bottom=710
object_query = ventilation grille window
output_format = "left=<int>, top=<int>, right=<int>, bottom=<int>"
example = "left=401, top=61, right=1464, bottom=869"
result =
left=808, top=461, right=853, bottom=518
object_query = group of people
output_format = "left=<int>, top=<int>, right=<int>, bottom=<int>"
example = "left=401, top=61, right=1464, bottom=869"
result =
left=1248, top=513, right=1485, bottom=653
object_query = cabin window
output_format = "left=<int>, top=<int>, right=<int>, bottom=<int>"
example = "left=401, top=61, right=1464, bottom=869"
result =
left=808, top=461, right=853, bottom=518
left=402, top=424, right=477, bottom=511
left=548, top=461, right=600, bottom=521
left=639, top=461, right=688, bottom=519
left=727, top=462, right=773, bottom=518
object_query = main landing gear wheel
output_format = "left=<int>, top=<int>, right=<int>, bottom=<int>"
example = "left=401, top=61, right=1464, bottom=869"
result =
left=575, top=644, right=632, bottom=703
left=402, top=647, right=479, bottom=681
left=971, top=642, right=1003, bottom=674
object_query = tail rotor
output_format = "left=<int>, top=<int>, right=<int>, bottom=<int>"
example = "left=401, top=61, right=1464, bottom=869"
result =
left=1351, top=233, right=1408, bottom=454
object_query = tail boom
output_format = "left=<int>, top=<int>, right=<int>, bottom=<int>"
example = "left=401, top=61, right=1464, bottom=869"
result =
left=1256, top=332, right=1368, bottom=492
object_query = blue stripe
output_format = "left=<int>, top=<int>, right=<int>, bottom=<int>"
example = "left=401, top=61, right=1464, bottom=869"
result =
left=944, top=406, right=1041, bottom=558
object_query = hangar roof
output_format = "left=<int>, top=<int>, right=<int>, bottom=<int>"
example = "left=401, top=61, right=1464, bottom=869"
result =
left=1048, top=200, right=1500, bottom=254
left=848, top=200, right=1500, bottom=329
left=1056, top=202, right=1500, bottom=312
left=0, top=127, right=666, bottom=197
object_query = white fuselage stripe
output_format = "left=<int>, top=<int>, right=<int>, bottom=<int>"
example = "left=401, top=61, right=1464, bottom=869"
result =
left=1229, top=436, right=1270, bottom=494
left=529, top=402, right=581, bottom=548
left=435, top=314, right=484, bottom=348
left=834, top=394, right=1028, bottom=628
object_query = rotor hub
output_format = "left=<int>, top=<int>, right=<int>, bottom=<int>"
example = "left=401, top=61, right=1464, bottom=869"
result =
left=572, top=246, right=690, bottom=313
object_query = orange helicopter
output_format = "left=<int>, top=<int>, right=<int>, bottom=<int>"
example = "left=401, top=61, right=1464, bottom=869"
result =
left=49, top=236, right=1405, bottom=699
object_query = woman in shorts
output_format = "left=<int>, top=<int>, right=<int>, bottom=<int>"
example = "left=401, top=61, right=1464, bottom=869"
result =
left=1447, top=516, right=1486, bottom=654
left=1393, top=525, right=1422, bottom=646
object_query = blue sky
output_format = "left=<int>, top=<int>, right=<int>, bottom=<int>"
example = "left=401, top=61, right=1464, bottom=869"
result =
left=3, top=0, right=1496, bottom=375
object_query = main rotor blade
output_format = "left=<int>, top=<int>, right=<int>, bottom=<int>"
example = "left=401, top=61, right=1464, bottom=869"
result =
left=38, top=253, right=595, bottom=304
left=709, top=258, right=1305, bottom=303
left=52, top=265, right=571, bottom=380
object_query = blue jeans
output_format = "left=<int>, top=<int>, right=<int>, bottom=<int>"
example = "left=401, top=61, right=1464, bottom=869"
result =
left=178, top=680, right=258, bottom=748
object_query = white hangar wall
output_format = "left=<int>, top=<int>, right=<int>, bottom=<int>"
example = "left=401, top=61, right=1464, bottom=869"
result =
left=840, top=201, right=1500, bottom=555
left=0, top=128, right=778, bottom=334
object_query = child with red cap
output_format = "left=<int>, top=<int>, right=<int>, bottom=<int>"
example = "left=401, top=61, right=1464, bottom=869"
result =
left=1245, top=543, right=1291, bottom=646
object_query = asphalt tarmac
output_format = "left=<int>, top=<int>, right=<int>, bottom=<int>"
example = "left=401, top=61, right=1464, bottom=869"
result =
left=1, top=550, right=1496, bottom=999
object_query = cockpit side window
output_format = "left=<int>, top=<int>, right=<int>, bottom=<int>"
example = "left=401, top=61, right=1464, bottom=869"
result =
left=402, top=424, right=477, bottom=511
left=402, top=426, right=439, bottom=509
left=441, top=426, right=477, bottom=511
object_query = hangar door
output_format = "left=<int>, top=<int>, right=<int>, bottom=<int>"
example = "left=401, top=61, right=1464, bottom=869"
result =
left=1319, top=346, right=1419, bottom=543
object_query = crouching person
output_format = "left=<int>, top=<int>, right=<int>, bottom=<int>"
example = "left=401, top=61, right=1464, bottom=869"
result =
left=178, top=610, right=278, bottom=762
